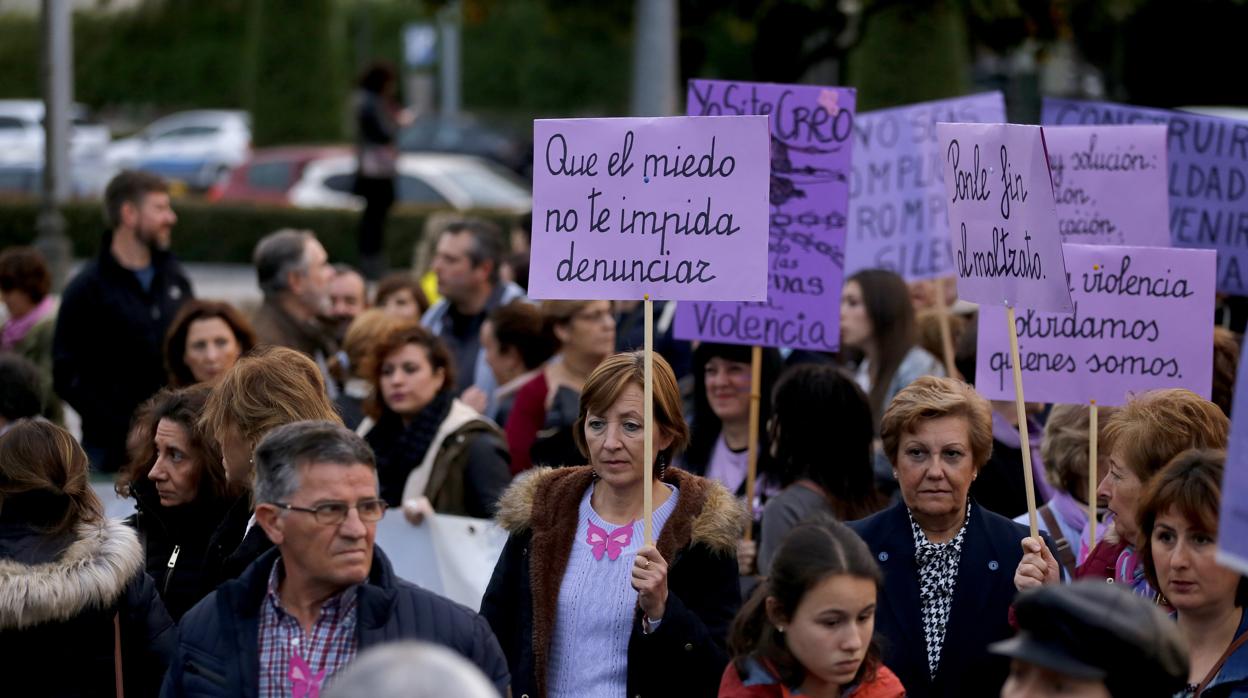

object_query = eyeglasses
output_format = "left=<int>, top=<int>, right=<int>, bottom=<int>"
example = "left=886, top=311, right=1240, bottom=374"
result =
left=270, top=499, right=388, bottom=525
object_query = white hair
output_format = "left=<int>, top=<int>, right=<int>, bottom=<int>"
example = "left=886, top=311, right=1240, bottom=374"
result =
left=322, top=642, right=498, bottom=698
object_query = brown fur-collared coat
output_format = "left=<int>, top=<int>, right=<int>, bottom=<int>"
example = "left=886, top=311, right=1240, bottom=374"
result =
left=480, top=465, right=748, bottom=698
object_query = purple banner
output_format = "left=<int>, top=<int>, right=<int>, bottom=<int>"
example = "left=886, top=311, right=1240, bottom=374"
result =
left=528, top=115, right=770, bottom=301
left=1043, top=99, right=1248, bottom=294
left=975, top=244, right=1215, bottom=405
left=846, top=92, right=1006, bottom=279
left=1218, top=346, right=1248, bottom=574
left=1043, top=125, right=1170, bottom=247
left=937, top=122, right=1073, bottom=312
left=673, top=80, right=856, bottom=350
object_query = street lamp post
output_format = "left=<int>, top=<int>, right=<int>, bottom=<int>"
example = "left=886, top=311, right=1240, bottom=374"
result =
left=37, top=0, right=73, bottom=291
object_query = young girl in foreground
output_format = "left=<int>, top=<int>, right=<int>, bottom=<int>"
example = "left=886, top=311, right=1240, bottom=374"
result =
left=720, top=517, right=905, bottom=698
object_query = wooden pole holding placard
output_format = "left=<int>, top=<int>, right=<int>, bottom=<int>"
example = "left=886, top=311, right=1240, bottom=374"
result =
left=743, top=345, right=763, bottom=542
left=1005, top=306, right=1040, bottom=539
left=934, top=278, right=957, bottom=379
left=1088, top=400, right=1098, bottom=552
left=643, top=296, right=655, bottom=546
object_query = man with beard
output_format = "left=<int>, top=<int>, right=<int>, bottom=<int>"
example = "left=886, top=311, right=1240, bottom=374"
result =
left=53, top=170, right=194, bottom=472
left=251, top=228, right=339, bottom=395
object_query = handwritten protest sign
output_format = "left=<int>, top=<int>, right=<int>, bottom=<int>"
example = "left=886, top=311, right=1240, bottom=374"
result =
left=1218, top=348, right=1248, bottom=575
left=846, top=92, right=1006, bottom=279
left=528, top=116, right=770, bottom=301
left=937, top=122, right=1073, bottom=312
left=975, top=244, right=1215, bottom=405
left=673, top=80, right=855, bottom=350
left=1042, top=125, right=1170, bottom=247
left=1043, top=99, right=1248, bottom=294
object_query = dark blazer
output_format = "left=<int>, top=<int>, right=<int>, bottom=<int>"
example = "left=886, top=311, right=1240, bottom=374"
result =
left=161, top=545, right=509, bottom=698
left=849, top=499, right=1055, bottom=698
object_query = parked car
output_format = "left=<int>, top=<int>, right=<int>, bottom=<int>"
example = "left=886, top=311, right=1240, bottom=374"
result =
left=106, top=110, right=250, bottom=190
left=220, top=148, right=531, bottom=212
left=398, top=116, right=532, bottom=179
left=0, top=99, right=112, bottom=164
left=211, top=145, right=349, bottom=204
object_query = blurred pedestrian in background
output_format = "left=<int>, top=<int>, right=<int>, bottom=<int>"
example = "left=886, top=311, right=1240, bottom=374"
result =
left=328, top=263, right=369, bottom=342
left=476, top=299, right=556, bottom=426
left=0, top=246, right=60, bottom=422
left=54, top=170, right=192, bottom=472
left=375, top=271, right=430, bottom=320
left=353, top=61, right=409, bottom=281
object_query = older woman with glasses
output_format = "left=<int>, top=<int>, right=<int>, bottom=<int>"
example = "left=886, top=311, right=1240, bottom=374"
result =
left=849, top=376, right=1054, bottom=697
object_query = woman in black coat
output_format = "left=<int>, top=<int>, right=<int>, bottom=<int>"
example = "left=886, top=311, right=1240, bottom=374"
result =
left=481, top=352, right=747, bottom=698
left=848, top=376, right=1057, bottom=698
left=0, top=419, right=175, bottom=698
left=119, top=385, right=245, bottom=620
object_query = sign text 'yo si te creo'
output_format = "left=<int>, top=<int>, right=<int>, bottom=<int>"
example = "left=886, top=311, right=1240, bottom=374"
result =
left=674, top=79, right=855, bottom=351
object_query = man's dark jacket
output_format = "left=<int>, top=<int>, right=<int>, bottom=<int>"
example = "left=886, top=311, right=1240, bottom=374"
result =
left=160, top=545, right=510, bottom=697
left=52, top=231, right=193, bottom=470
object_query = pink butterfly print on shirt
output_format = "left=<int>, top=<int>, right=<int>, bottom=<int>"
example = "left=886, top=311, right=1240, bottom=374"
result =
left=289, top=651, right=326, bottom=698
left=586, top=519, right=633, bottom=561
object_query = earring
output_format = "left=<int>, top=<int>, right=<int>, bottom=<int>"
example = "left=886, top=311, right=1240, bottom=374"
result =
left=590, top=469, right=600, bottom=481
left=776, top=626, right=786, bottom=633
left=655, top=452, right=669, bottom=478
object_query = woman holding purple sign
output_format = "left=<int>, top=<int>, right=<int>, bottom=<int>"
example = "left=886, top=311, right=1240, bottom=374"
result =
left=1014, top=389, right=1228, bottom=600
left=482, top=352, right=746, bottom=698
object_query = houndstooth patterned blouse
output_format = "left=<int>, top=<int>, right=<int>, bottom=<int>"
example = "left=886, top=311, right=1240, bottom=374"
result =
left=909, top=503, right=971, bottom=679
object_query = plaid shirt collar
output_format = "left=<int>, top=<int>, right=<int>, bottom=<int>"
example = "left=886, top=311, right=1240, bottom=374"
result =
left=263, top=557, right=360, bottom=616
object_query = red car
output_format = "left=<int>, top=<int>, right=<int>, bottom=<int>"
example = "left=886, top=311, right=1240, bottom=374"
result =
left=209, top=145, right=350, bottom=204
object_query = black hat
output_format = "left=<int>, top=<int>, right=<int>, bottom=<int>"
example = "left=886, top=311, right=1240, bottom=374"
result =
left=990, top=581, right=1189, bottom=697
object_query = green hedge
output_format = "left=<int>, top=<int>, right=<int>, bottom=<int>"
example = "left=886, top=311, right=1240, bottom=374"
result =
left=0, top=199, right=517, bottom=267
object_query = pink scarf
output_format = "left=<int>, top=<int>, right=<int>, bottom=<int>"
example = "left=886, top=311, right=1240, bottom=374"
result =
left=1, top=296, right=53, bottom=352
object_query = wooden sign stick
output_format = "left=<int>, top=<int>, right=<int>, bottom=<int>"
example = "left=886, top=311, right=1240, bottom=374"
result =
left=935, top=277, right=958, bottom=378
left=1006, top=305, right=1040, bottom=539
left=643, top=296, right=655, bottom=546
left=1088, top=399, right=1098, bottom=552
left=743, top=345, right=763, bottom=542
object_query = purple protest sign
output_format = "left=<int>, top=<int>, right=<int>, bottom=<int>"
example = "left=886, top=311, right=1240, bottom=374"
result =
left=1042, top=125, right=1170, bottom=246
left=846, top=92, right=1006, bottom=279
left=937, top=122, right=1073, bottom=312
left=975, top=244, right=1214, bottom=405
left=527, top=115, right=770, bottom=301
left=1044, top=99, right=1248, bottom=294
left=1218, top=347, right=1248, bottom=574
left=673, top=80, right=855, bottom=350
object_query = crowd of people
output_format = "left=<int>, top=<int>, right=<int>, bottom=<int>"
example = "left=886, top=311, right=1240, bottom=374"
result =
left=0, top=168, right=1244, bottom=697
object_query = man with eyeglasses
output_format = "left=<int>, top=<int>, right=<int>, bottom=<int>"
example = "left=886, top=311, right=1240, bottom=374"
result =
left=161, top=420, right=510, bottom=697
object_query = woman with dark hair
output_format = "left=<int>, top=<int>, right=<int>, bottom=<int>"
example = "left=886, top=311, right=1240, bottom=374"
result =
left=0, top=419, right=174, bottom=697
left=0, top=246, right=60, bottom=421
left=841, top=269, right=944, bottom=427
left=163, top=299, right=257, bottom=386
left=1139, top=450, right=1248, bottom=697
left=117, top=385, right=245, bottom=620
left=505, top=300, right=616, bottom=473
left=482, top=351, right=746, bottom=698
left=684, top=342, right=782, bottom=499
left=722, top=517, right=904, bottom=697
left=359, top=322, right=511, bottom=518
left=375, top=271, right=430, bottom=320
left=757, top=364, right=887, bottom=576
left=353, top=61, right=411, bottom=280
